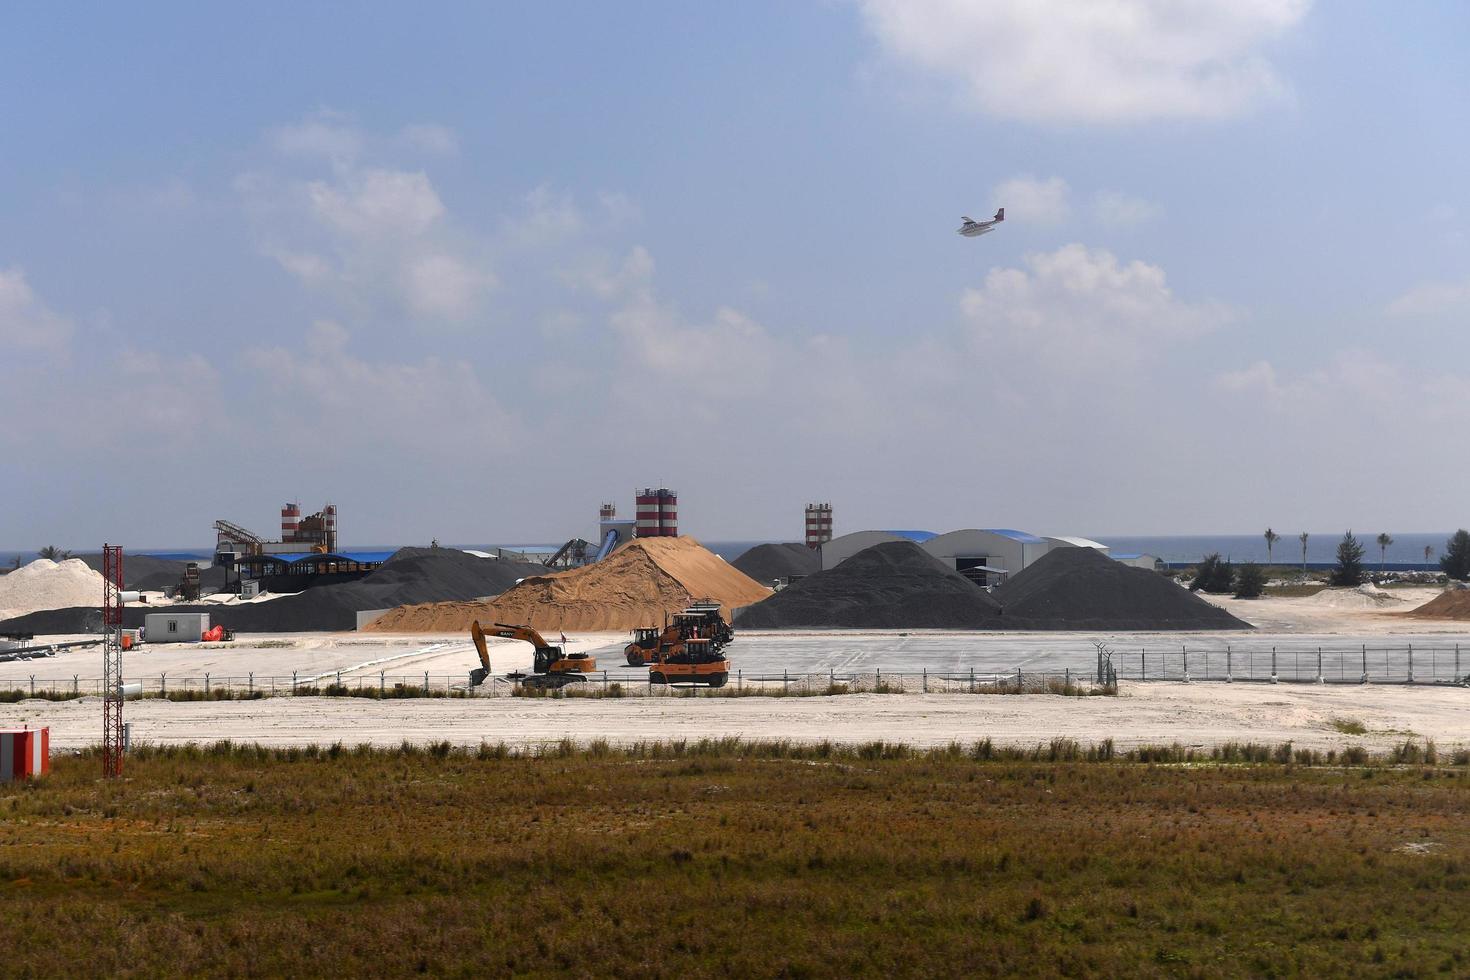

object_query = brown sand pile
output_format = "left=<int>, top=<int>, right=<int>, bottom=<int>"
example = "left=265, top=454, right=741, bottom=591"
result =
left=365, top=536, right=771, bottom=633
left=1401, top=588, right=1470, bottom=620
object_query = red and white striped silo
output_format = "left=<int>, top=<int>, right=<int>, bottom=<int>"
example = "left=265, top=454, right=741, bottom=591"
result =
left=323, top=504, right=338, bottom=551
left=805, top=503, right=833, bottom=548
left=281, top=503, right=301, bottom=540
left=656, top=488, right=677, bottom=536
left=635, top=489, right=661, bottom=538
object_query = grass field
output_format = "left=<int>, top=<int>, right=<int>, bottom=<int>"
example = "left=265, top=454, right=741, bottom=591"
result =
left=3, top=741, right=1467, bottom=977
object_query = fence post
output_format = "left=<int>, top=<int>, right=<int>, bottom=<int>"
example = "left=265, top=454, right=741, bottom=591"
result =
left=784, top=669, right=789, bottom=693
left=1407, top=644, right=1414, bottom=684
left=1015, top=666, right=1022, bottom=690
left=292, top=671, right=297, bottom=694
left=1065, top=666, right=1071, bottom=690
left=1270, top=647, right=1278, bottom=684
left=73, top=674, right=79, bottom=696
left=603, top=669, right=608, bottom=693
left=1226, top=646, right=1232, bottom=683
left=205, top=672, right=210, bottom=694
left=249, top=672, right=254, bottom=695
left=969, top=667, right=975, bottom=692
left=922, top=667, right=927, bottom=693
left=1141, top=649, right=1146, bottom=681
left=30, top=675, right=35, bottom=697
left=1457, top=643, right=1461, bottom=682
left=380, top=670, right=385, bottom=693
left=1361, top=644, right=1368, bottom=684
left=1316, top=647, right=1323, bottom=684
left=738, top=668, right=742, bottom=691
left=160, top=673, right=166, bottom=696
left=1182, top=645, right=1190, bottom=684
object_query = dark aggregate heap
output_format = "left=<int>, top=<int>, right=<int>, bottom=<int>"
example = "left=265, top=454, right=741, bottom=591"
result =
left=734, top=541, right=1001, bottom=629
left=996, top=546, right=1252, bottom=631
left=732, top=542, right=821, bottom=586
left=0, top=547, right=544, bottom=634
left=76, top=553, right=229, bottom=593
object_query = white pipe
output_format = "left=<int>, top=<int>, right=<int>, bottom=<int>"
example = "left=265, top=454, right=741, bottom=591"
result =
left=119, top=591, right=142, bottom=604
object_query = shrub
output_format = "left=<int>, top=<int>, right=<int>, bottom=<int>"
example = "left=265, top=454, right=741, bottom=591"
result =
left=1233, top=563, right=1266, bottom=598
left=1440, top=529, right=1470, bottom=582
left=1192, top=553, right=1235, bottom=594
left=1330, top=531, right=1366, bottom=587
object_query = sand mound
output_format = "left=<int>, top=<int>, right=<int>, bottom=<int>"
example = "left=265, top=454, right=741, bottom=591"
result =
left=1402, top=589, right=1470, bottom=620
left=734, top=541, right=1002, bottom=629
left=365, top=537, right=771, bottom=633
left=997, top=547, right=1251, bottom=631
left=733, top=543, right=821, bottom=585
left=0, top=559, right=107, bottom=620
left=0, top=548, right=543, bottom=635
left=1304, top=584, right=1408, bottom=609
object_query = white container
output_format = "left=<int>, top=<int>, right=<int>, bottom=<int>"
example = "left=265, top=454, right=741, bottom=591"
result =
left=143, top=612, right=210, bottom=643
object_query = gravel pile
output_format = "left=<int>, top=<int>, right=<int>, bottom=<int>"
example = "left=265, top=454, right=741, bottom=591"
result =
left=996, top=546, right=1251, bottom=631
left=0, top=548, right=544, bottom=635
left=0, top=559, right=106, bottom=620
left=732, top=543, right=821, bottom=585
left=76, top=553, right=228, bottom=593
left=734, top=541, right=1001, bottom=629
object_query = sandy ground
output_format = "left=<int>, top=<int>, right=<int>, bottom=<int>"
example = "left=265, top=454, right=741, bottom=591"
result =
left=6, top=623, right=1470, bottom=690
left=4, top=683, right=1463, bottom=753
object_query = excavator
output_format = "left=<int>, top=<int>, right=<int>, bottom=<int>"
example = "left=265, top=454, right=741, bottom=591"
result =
left=469, top=621, right=597, bottom=690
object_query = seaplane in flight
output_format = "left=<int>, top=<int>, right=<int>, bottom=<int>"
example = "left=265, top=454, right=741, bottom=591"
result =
left=957, top=208, right=1004, bottom=238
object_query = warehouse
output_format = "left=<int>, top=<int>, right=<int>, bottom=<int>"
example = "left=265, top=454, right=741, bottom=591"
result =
left=819, top=528, right=1132, bottom=586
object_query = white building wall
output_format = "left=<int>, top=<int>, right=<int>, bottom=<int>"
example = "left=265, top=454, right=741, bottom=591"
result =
left=921, top=529, right=1049, bottom=584
left=819, top=531, right=910, bottom=571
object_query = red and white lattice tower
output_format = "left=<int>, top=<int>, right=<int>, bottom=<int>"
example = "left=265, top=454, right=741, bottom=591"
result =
left=805, top=503, right=833, bottom=549
left=101, top=544, right=124, bottom=779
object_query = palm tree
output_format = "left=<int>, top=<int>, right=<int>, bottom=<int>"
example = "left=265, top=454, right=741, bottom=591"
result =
left=1376, top=532, right=1394, bottom=572
left=1264, top=528, right=1280, bottom=567
left=1298, top=531, right=1310, bottom=578
left=37, top=545, right=70, bottom=561
left=1425, top=544, right=1434, bottom=567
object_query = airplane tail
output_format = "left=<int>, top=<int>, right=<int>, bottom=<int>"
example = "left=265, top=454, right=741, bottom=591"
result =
left=994, top=208, right=1005, bottom=222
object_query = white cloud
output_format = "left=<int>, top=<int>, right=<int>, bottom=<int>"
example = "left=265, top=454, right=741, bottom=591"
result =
left=1091, top=190, right=1161, bottom=226
left=0, top=268, right=72, bottom=353
left=241, top=140, right=496, bottom=323
left=960, top=244, right=1227, bottom=371
left=992, top=175, right=1070, bottom=225
left=271, top=114, right=363, bottom=162
left=504, top=185, right=585, bottom=248
left=308, top=168, right=446, bottom=239
left=860, top=0, right=1310, bottom=123
left=396, top=123, right=459, bottom=155
left=1387, top=278, right=1470, bottom=316
left=246, top=321, right=518, bottom=453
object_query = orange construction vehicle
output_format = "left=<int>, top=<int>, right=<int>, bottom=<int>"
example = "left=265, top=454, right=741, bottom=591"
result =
left=470, top=621, right=596, bottom=689
left=649, top=636, right=728, bottom=688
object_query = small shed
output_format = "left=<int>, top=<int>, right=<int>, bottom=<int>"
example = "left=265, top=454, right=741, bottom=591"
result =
left=0, top=728, right=49, bottom=781
left=144, top=612, right=211, bottom=643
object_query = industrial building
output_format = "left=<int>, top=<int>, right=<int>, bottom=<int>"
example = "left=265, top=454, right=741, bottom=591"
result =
left=805, top=503, right=833, bottom=549
left=634, top=488, right=678, bottom=537
left=212, top=502, right=394, bottom=591
left=819, top=528, right=1156, bottom=585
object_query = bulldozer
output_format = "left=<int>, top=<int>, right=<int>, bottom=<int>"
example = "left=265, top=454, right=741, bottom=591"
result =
left=469, top=621, right=596, bottom=690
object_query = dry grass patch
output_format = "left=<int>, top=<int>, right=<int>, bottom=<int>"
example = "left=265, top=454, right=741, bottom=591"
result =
left=1, top=742, right=1466, bottom=976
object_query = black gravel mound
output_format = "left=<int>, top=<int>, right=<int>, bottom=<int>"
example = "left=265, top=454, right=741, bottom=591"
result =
left=0, top=548, right=545, bottom=635
left=732, top=543, right=821, bottom=585
left=76, top=553, right=229, bottom=593
left=996, top=546, right=1251, bottom=631
left=734, top=541, right=1001, bottom=629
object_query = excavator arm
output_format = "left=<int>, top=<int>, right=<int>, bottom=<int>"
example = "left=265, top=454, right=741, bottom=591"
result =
left=468, top=620, right=595, bottom=687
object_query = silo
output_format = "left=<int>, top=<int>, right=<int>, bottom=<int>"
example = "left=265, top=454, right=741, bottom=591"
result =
left=656, top=488, right=678, bottom=536
left=635, top=489, right=661, bottom=538
left=280, top=503, right=301, bottom=542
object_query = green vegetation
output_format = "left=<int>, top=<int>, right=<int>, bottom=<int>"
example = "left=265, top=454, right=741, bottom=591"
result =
left=1329, top=717, right=1368, bottom=736
left=36, top=544, right=71, bottom=561
left=1233, top=562, right=1266, bottom=598
left=1441, top=529, right=1470, bottom=582
left=1190, top=552, right=1235, bottom=593
left=1331, top=530, right=1366, bottom=587
left=1, top=742, right=1466, bottom=976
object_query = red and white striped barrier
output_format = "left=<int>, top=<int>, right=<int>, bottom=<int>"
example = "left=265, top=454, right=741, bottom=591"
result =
left=0, top=728, right=49, bottom=781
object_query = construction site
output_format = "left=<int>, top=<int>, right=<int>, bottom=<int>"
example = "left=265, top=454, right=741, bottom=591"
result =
left=1, top=491, right=1467, bottom=759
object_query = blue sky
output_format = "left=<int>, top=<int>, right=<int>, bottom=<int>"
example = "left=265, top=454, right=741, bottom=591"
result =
left=3, top=2, right=1469, bottom=548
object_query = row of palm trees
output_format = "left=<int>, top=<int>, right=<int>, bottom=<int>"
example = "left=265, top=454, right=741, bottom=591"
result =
left=1263, top=528, right=1425, bottom=573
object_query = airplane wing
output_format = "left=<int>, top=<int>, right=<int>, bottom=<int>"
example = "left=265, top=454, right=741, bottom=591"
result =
left=960, top=216, right=975, bottom=224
